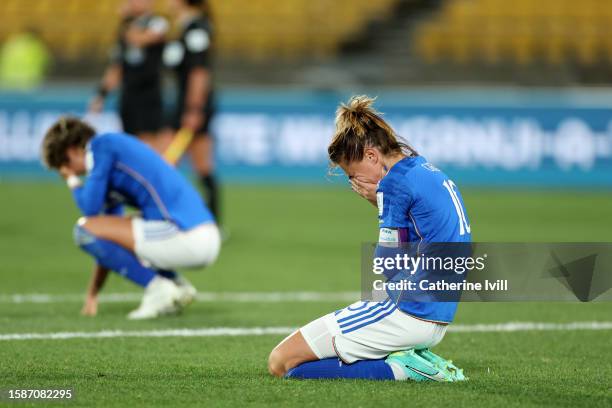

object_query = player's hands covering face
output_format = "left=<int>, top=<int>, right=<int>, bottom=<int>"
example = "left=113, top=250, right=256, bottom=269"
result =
left=59, top=165, right=76, bottom=180
left=350, top=176, right=378, bottom=206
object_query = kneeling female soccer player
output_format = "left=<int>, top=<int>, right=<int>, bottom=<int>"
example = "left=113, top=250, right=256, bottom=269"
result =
left=41, top=117, right=221, bottom=319
left=268, top=96, right=469, bottom=381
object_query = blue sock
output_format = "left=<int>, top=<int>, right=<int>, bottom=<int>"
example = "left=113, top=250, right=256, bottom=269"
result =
left=73, top=224, right=156, bottom=287
left=286, top=358, right=395, bottom=380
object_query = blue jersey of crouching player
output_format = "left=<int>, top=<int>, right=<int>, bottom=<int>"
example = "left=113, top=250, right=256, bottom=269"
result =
left=376, top=155, right=471, bottom=323
left=72, top=132, right=214, bottom=228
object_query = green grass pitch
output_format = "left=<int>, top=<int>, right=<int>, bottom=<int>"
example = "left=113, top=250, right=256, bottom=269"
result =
left=0, top=182, right=611, bottom=407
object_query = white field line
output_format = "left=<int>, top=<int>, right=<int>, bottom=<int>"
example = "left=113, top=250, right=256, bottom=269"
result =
left=0, top=327, right=295, bottom=341
left=0, top=292, right=360, bottom=304
left=1, top=322, right=611, bottom=341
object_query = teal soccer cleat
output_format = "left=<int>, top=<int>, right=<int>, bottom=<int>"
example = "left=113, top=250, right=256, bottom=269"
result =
left=415, top=348, right=467, bottom=382
left=385, top=349, right=449, bottom=382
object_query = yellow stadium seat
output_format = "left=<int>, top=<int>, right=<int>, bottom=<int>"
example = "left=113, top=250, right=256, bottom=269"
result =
left=2, top=0, right=401, bottom=62
left=413, top=0, right=612, bottom=66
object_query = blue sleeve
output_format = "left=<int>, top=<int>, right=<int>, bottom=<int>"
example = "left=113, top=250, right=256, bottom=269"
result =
left=377, top=177, right=413, bottom=228
left=72, top=139, right=114, bottom=216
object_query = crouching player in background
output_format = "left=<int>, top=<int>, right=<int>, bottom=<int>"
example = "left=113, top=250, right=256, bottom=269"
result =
left=268, top=96, right=469, bottom=382
left=41, top=117, right=221, bottom=319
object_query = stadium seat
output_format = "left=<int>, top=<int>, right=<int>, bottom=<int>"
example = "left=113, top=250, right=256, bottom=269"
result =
left=0, top=0, right=400, bottom=63
left=413, top=0, right=612, bottom=66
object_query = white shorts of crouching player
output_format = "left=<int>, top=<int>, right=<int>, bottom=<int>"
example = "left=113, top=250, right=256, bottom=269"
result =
left=300, top=300, right=447, bottom=365
left=132, top=218, right=221, bottom=270
left=125, top=218, right=221, bottom=320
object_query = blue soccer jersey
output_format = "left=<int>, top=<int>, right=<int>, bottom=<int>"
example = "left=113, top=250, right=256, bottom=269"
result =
left=72, top=133, right=214, bottom=229
left=376, top=155, right=471, bottom=323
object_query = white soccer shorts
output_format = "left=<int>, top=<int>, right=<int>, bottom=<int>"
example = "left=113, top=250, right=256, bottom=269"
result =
left=300, top=299, right=448, bottom=364
left=132, top=218, right=221, bottom=270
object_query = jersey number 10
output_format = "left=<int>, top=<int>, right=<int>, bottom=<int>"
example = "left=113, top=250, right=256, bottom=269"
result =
left=442, top=180, right=471, bottom=236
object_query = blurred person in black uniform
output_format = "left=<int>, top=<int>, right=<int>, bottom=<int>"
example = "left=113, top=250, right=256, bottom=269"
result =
left=164, top=0, right=220, bottom=223
left=90, top=0, right=168, bottom=151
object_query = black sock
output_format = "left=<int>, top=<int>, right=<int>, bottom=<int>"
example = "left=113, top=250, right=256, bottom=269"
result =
left=200, top=174, right=220, bottom=224
left=157, top=270, right=178, bottom=280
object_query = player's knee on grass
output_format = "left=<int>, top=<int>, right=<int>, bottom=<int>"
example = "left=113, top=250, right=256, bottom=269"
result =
left=267, top=348, right=285, bottom=377
left=268, top=347, right=307, bottom=378
left=268, top=348, right=293, bottom=377
left=269, top=330, right=321, bottom=378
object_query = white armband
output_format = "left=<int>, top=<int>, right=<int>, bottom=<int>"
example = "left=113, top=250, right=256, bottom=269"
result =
left=379, top=228, right=399, bottom=243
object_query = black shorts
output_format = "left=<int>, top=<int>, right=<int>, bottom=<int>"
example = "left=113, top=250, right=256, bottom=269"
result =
left=172, top=105, right=215, bottom=137
left=119, top=100, right=163, bottom=135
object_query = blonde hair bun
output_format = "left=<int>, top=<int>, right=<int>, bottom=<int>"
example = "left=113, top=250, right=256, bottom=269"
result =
left=328, top=95, right=416, bottom=165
